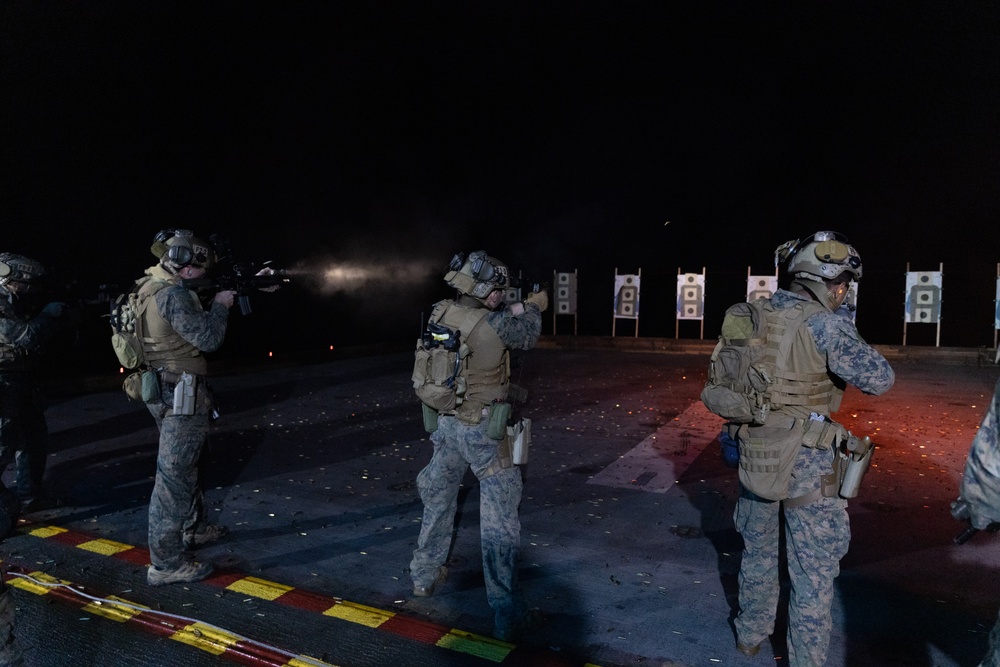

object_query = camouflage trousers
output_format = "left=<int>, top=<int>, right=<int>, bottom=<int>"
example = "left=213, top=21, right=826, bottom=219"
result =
left=146, top=377, right=212, bottom=570
left=980, top=607, right=1000, bottom=667
left=0, top=378, right=48, bottom=507
left=0, top=411, right=21, bottom=537
left=0, top=586, right=22, bottom=667
left=410, top=415, right=526, bottom=637
left=734, top=491, right=850, bottom=667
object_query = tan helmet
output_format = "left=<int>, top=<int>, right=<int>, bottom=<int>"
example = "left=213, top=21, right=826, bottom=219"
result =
left=151, top=229, right=215, bottom=272
left=0, top=252, right=46, bottom=298
left=777, top=231, right=862, bottom=283
left=443, top=250, right=510, bottom=299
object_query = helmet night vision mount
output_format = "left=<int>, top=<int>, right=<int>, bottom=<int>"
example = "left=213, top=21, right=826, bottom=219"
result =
left=776, top=230, right=862, bottom=283
left=445, top=250, right=511, bottom=299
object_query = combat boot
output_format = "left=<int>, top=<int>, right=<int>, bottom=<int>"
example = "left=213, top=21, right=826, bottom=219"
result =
left=147, top=561, right=213, bottom=587
left=412, top=566, right=448, bottom=597
left=183, top=523, right=228, bottom=549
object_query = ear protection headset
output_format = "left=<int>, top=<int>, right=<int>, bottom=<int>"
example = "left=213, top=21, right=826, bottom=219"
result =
left=449, top=251, right=502, bottom=283
left=445, top=250, right=510, bottom=299
left=151, top=229, right=199, bottom=267
left=167, top=243, right=194, bottom=266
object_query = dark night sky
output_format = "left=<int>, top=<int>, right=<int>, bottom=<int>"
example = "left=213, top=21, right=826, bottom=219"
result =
left=2, top=3, right=998, bottom=359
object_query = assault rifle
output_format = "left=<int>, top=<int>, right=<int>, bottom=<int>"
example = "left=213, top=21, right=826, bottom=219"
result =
left=182, top=267, right=289, bottom=316
left=16, top=272, right=115, bottom=323
left=181, top=235, right=290, bottom=315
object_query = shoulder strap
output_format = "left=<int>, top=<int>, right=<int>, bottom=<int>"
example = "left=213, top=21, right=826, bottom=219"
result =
left=764, top=299, right=821, bottom=367
left=430, top=301, right=490, bottom=340
left=134, top=278, right=172, bottom=343
left=456, top=307, right=489, bottom=340
left=428, top=301, right=449, bottom=326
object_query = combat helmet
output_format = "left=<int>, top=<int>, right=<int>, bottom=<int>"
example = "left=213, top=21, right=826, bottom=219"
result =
left=444, top=251, right=510, bottom=299
left=150, top=229, right=215, bottom=273
left=0, top=252, right=46, bottom=298
left=775, top=231, right=862, bottom=284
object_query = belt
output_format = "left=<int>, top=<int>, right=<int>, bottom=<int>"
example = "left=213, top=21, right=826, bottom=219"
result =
left=158, top=369, right=205, bottom=383
left=783, top=487, right=822, bottom=509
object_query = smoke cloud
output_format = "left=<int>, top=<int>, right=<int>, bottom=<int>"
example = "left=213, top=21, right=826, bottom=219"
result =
left=288, top=257, right=440, bottom=296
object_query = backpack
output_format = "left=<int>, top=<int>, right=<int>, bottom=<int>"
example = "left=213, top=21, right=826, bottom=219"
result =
left=703, top=297, right=841, bottom=500
left=109, top=277, right=168, bottom=369
left=411, top=304, right=489, bottom=414
left=700, top=299, right=773, bottom=425
left=109, top=285, right=145, bottom=369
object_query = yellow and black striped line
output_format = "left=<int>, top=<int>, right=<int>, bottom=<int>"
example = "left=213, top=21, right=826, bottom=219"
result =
left=8, top=523, right=602, bottom=667
left=7, top=566, right=334, bottom=667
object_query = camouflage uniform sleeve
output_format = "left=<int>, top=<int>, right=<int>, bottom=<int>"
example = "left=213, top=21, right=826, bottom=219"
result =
left=0, top=311, right=62, bottom=354
left=807, top=311, right=895, bottom=396
left=960, top=378, right=1000, bottom=528
left=155, top=285, right=230, bottom=353
left=486, top=303, right=543, bottom=351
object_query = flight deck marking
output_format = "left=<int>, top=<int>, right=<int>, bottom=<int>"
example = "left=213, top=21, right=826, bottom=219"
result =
left=7, top=521, right=604, bottom=666
left=5, top=567, right=337, bottom=666
left=588, top=400, right=722, bottom=493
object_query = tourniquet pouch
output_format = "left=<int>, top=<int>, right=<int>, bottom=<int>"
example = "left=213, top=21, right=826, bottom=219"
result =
left=421, top=402, right=439, bottom=433
left=140, top=370, right=159, bottom=403
left=737, top=418, right=804, bottom=501
left=486, top=401, right=511, bottom=440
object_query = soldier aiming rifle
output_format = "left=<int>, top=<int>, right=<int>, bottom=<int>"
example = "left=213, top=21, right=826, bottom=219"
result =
left=180, top=234, right=289, bottom=315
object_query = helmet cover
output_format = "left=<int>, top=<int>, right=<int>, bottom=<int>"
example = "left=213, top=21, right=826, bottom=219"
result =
left=779, top=231, right=862, bottom=283
left=444, top=250, right=510, bottom=299
left=152, top=229, right=215, bottom=271
left=0, top=252, right=46, bottom=296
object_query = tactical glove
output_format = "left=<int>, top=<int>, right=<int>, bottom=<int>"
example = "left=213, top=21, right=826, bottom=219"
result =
left=525, top=290, right=549, bottom=313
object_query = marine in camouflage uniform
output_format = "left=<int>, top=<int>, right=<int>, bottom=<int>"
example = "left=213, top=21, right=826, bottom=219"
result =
left=732, top=233, right=894, bottom=666
left=955, top=369, right=1000, bottom=667
left=410, top=251, right=547, bottom=641
left=0, top=252, right=69, bottom=667
left=0, top=254, right=69, bottom=515
left=136, top=231, right=235, bottom=586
